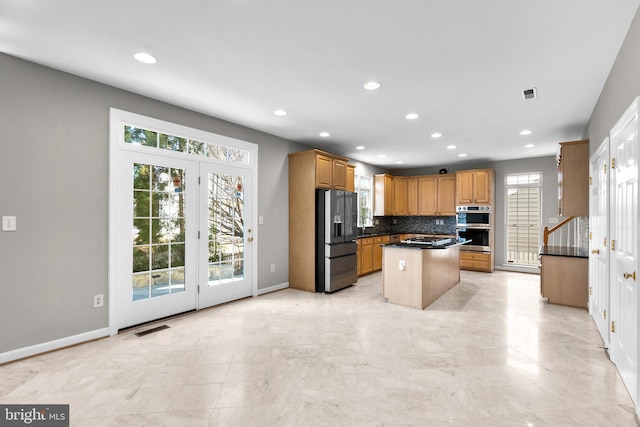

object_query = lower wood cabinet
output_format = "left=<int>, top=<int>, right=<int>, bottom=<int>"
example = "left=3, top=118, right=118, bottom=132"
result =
left=459, top=251, right=492, bottom=272
left=540, top=254, right=588, bottom=308
left=358, top=235, right=391, bottom=276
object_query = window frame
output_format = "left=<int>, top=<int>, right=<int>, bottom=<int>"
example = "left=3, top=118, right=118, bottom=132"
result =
left=504, top=172, right=543, bottom=267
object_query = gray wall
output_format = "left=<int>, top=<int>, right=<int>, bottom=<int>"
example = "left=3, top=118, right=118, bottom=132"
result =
left=392, top=155, right=559, bottom=269
left=587, top=6, right=640, bottom=153
left=0, top=53, right=307, bottom=352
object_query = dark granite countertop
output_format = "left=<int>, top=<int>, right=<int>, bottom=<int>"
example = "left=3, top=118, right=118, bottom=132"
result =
left=539, top=245, right=588, bottom=258
left=383, top=239, right=471, bottom=250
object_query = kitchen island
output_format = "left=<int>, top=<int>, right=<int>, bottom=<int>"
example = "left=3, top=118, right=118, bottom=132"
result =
left=382, top=239, right=469, bottom=310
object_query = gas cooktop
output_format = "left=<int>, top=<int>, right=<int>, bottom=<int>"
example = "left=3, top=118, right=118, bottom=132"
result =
left=400, top=237, right=452, bottom=246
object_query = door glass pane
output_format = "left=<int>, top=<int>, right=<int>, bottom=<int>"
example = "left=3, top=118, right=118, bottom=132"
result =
left=132, top=163, right=186, bottom=301
left=207, top=173, right=245, bottom=286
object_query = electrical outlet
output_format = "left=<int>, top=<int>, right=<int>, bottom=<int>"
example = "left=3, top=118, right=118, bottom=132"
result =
left=2, top=216, right=17, bottom=231
left=93, top=294, right=104, bottom=308
left=270, top=264, right=276, bottom=272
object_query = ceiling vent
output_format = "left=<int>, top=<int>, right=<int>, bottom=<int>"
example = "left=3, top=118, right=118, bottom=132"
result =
left=523, top=88, right=537, bottom=100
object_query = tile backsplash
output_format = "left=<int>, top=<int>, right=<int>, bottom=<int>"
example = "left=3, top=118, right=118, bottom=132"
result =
left=365, top=216, right=457, bottom=236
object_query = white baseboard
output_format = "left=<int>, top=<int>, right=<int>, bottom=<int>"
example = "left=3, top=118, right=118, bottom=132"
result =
left=256, top=282, right=289, bottom=296
left=496, top=265, right=540, bottom=274
left=0, top=328, right=110, bottom=364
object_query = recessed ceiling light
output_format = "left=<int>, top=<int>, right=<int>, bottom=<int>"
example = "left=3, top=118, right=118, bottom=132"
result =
left=273, top=109, right=287, bottom=116
left=395, top=161, right=404, bottom=164
left=525, top=144, right=535, bottom=148
left=520, top=129, right=533, bottom=135
left=431, top=132, right=443, bottom=138
left=364, top=81, right=381, bottom=90
left=379, top=154, right=386, bottom=158
left=134, top=52, right=157, bottom=64
left=446, top=145, right=456, bottom=150
left=356, top=146, right=365, bottom=150
left=319, top=132, right=330, bottom=137
left=405, top=113, right=419, bottom=120
left=458, top=153, right=468, bottom=158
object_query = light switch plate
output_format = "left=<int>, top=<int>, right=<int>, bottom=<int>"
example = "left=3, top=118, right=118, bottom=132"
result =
left=2, top=216, right=17, bottom=231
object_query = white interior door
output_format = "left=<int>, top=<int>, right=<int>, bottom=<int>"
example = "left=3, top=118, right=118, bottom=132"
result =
left=609, top=98, right=638, bottom=404
left=117, top=151, right=198, bottom=330
left=198, top=162, right=254, bottom=308
left=589, top=138, right=610, bottom=346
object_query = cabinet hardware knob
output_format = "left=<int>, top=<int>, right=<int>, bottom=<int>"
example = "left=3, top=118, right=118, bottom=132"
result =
left=623, top=271, right=636, bottom=281
left=247, top=237, right=254, bottom=242
left=591, top=249, right=600, bottom=254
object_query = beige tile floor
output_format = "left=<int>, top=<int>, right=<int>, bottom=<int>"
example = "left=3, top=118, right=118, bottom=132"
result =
left=1, top=270, right=638, bottom=426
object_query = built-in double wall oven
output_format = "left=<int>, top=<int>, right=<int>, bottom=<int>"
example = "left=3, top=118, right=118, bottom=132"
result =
left=455, top=206, right=491, bottom=252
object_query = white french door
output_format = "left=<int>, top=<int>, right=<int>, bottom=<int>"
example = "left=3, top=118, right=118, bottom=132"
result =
left=609, top=98, right=638, bottom=404
left=116, top=151, right=199, bottom=329
left=589, top=138, right=609, bottom=346
left=109, top=109, right=257, bottom=333
left=198, top=163, right=254, bottom=308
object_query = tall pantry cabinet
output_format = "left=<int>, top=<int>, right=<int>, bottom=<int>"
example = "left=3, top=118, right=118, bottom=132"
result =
left=288, top=149, right=354, bottom=292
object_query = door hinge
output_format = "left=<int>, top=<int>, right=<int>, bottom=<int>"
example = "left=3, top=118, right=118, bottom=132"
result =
left=611, top=321, right=615, bottom=333
left=611, top=240, right=615, bottom=251
left=589, top=176, right=593, bottom=185
left=604, top=237, right=607, bottom=247
left=198, top=285, right=200, bottom=294
left=611, top=158, right=616, bottom=169
left=198, top=176, right=201, bottom=185
left=589, top=232, right=592, bottom=240
left=604, top=163, right=607, bottom=174
left=604, top=309, right=607, bottom=320
left=589, top=287, right=593, bottom=295
left=198, top=231, right=201, bottom=239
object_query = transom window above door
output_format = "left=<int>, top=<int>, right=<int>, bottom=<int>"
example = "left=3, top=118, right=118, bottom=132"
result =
left=124, top=125, right=250, bottom=164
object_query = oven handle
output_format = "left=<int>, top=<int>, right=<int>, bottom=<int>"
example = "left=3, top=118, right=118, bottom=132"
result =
left=455, top=224, right=491, bottom=229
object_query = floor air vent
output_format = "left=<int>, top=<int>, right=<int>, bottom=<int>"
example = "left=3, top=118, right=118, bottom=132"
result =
left=134, top=324, right=170, bottom=337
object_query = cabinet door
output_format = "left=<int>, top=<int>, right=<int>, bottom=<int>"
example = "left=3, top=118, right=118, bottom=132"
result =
left=437, top=175, right=456, bottom=215
left=361, top=241, right=373, bottom=274
left=374, top=174, right=394, bottom=216
left=407, top=178, right=418, bottom=215
left=456, top=171, right=474, bottom=204
left=373, top=238, right=383, bottom=270
left=333, top=159, right=347, bottom=190
left=394, top=177, right=408, bottom=215
left=346, top=164, right=355, bottom=192
left=357, top=241, right=362, bottom=276
left=316, top=154, right=332, bottom=189
left=418, top=176, right=437, bottom=215
left=473, top=170, right=491, bottom=204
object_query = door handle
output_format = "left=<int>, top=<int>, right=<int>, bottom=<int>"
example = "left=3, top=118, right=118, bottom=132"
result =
left=591, top=249, right=600, bottom=254
left=247, top=237, right=254, bottom=242
left=623, top=271, right=636, bottom=281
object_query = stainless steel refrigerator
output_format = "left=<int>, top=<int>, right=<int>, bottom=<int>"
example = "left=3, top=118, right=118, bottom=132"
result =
left=316, top=189, right=358, bottom=293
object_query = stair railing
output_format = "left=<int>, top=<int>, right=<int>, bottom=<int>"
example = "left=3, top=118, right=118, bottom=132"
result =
left=542, top=215, right=575, bottom=246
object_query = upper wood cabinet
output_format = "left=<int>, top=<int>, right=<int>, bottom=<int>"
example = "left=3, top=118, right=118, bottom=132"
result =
left=311, top=150, right=350, bottom=190
left=315, top=154, right=333, bottom=188
left=374, top=174, right=394, bottom=216
left=456, top=169, right=493, bottom=205
left=417, top=175, right=456, bottom=216
left=557, top=140, right=589, bottom=216
left=346, top=164, right=356, bottom=192
left=393, top=176, right=408, bottom=215
left=332, top=158, right=347, bottom=190
left=407, top=177, right=418, bottom=215
left=437, top=175, right=456, bottom=215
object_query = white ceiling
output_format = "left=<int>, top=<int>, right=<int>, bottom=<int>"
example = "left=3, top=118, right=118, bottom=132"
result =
left=1, top=0, right=639, bottom=168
